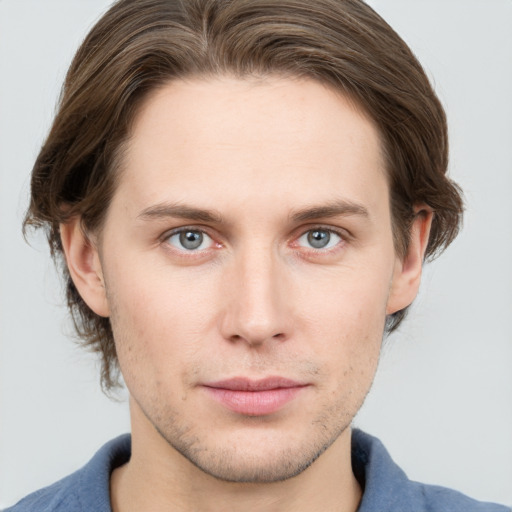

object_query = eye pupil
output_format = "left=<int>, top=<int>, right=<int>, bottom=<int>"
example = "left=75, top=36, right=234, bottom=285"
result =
left=179, top=230, right=203, bottom=250
left=307, top=230, right=330, bottom=249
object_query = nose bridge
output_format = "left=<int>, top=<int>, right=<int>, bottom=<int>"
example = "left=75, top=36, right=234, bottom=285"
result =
left=221, top=241, right=290, bottom=345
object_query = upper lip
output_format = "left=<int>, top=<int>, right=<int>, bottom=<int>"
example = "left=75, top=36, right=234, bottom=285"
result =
left=203, top=377, right=307, bottom=391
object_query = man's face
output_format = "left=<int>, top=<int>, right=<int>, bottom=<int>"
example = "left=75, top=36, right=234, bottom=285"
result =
left=92, top=77, right=407, bottom=482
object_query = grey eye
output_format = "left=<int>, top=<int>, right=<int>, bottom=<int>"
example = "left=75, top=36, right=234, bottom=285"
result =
left=167, top=230, right=212, bottom=251
left=307, top=229, right=331, bottom=249
left=180, top=230, right=203, bottom=250
left=297, top=229, right=342, bottom=250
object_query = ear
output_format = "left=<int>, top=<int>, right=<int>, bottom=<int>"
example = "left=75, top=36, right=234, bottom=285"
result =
left=60, top=218, right=110, bottom=317
left=386, top=207, right=433, bottom=315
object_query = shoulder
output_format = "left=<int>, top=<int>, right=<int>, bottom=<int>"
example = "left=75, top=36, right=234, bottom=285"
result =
left=352, top=429, right=510, bottom=512
left=3, top=476, right=81, bottom=512
left=4, top=435, right=131, bottom=512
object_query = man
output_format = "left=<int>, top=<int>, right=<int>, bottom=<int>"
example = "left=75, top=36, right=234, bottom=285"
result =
left=4, top=0, right=509, bottom=510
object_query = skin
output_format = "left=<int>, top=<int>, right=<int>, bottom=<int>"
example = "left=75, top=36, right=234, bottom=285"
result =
left=61, top=76, right=432, bottom=512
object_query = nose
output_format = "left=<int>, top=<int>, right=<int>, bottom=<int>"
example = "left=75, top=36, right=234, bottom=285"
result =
left=219, top=245, right=293, bottom=347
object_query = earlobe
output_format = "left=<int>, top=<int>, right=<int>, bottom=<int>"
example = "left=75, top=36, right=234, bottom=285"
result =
left=60, top=218, right=110, bottom=317
left=386, top=207, right=433, bottom=315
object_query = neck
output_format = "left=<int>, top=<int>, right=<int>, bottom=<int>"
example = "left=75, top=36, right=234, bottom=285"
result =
left=110, top=401, right=362, bottom=512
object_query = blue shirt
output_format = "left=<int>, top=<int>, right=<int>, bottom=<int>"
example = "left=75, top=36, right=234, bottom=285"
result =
left=5, top=430, right=509, bottom=511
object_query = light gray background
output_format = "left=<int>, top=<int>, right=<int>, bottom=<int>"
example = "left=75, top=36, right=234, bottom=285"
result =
left=1, top=0, right=511, bottom=508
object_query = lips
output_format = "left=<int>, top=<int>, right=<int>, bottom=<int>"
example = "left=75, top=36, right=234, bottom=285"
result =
left=202, top=377, right=309, bottom=416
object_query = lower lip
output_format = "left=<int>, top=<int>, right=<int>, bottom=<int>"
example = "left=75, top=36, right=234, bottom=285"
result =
left=203, top=386, right=307, bottom=416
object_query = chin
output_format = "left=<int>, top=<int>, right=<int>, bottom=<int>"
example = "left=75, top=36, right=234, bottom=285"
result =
left=157, top=420, right=347, bottom=484
left=181, top=447, right=324, bottom=483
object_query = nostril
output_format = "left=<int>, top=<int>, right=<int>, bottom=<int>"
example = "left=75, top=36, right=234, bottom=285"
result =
left=228, top=332, right=285, bottom=345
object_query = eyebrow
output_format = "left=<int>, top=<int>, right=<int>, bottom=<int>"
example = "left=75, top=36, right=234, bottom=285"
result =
left=137, top=198, right=369, bottom=225
left=290, top=200, right=370, bottom=222
left=137, top=203, right=223, bottom=223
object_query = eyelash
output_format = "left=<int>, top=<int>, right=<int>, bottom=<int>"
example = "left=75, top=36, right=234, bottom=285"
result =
left=162, top=226, right=219, bottom=256
left=161, top=225, right=347, bottom=257
left=293, top=227, right=345, bottom=253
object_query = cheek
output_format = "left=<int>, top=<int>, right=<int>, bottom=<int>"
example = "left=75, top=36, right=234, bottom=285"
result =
left=104, top=260, right=221, bottom=378
left=297, top=265, right=389, bottom=378
left=298, top=262, right=390, bottom=335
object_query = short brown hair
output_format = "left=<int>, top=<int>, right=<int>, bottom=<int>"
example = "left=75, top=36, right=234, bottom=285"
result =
left=24, top=0, right=463, bottom=390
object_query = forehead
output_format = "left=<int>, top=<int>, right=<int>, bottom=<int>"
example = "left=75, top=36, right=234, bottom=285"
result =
left=114, top=76, right=388, bottom=219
